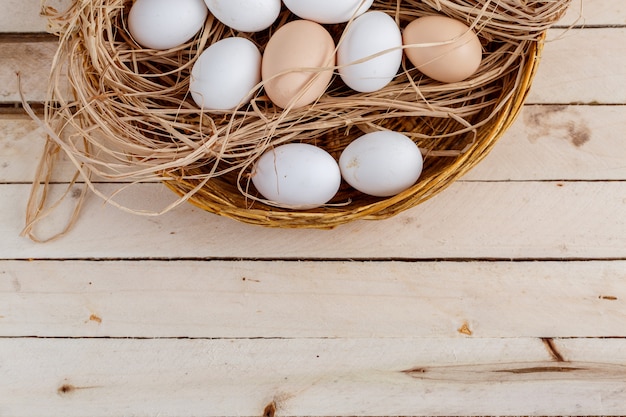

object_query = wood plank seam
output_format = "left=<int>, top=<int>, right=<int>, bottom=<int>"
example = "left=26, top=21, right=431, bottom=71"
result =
left=3, top=256, right=626, bottom=261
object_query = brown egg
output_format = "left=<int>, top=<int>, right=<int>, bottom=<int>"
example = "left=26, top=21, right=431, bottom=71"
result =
left=262, top=20, right=336, bottom=109
left=403, top=15, right=482, bottom=83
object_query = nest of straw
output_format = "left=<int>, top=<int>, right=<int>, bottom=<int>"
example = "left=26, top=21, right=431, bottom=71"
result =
left=31, top=0, right=571, bottom=230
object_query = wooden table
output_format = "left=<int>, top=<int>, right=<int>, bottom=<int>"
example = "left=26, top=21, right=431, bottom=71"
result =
left=1, top=0, right=625, bottom=415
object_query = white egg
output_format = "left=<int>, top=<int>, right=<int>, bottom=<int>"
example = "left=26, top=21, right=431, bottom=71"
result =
left=204, top=0, right=281, bottom=32
left=128, top=0, right=208, bottom=50
left=338, top=11, right=403, bottom=93
left=282, top=0, right=374, bottom=24
left=339, top=131, right=423, bottom=197
left=252, top=143, right=341, bottom=209
left=190, top=37, right=261, bottom=111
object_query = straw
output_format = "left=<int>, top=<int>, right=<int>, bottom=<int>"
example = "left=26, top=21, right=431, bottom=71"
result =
left=23, top=0, right=571, bottom=238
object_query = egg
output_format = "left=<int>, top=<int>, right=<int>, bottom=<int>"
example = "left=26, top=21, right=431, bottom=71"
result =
left=190, top=37, right=261, bottom=111
left=128, top=0, right=208, bottom=50
left=262, top=20, right=336, bottom=109
left=403, top=15, right=482, bottom=83
left=282, top=0, right=374, bottom=24
left=252, top=143, right=341, bottom=209
left=339, top=131, right=423, bottom=197
left=337, top=11, right=403, bottom=93
left=204, top=0, right=281, bottom=32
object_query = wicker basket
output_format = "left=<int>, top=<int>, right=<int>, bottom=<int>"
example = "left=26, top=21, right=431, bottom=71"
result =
left=168, top=38, right=542, bottom=228
left=38, top=0, right=570, bottom=230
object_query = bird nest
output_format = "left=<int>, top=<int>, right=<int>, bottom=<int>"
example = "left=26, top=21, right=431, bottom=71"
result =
left=24, top=0, right=571, bottom=237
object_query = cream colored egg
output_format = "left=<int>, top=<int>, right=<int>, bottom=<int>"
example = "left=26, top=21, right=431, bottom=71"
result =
left=262, top=20, right=336, bottom=109
left=403, top=15, right=482, bottom=83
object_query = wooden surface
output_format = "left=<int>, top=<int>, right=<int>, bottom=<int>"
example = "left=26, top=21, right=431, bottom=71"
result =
left=1, top=0, right=625, bottom=416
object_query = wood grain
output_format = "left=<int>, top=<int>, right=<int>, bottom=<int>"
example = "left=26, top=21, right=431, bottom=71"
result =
left=1, top=260, right=624, bottom=338
left=464, top=104, right=626, bottom=181
left=558, top=0, right=626, bottom=26
left=528, top=28, right=626, bottom=104
left=0, top=0, right=71, bottom=33
left=1, top=1, right=625, bottom=416
left=0, top=41, right=58, bottom=103
left=2, top=181, right=625, bottom=259
left=1, top=337, right=625, bottom=416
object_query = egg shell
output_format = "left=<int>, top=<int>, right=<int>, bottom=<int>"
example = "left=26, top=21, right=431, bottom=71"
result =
left=339, top=131, right=423, bottom=197
left=338, top=11, right=403, bottom=93
left=128, top=0, right=208, bottom=50
left=252, top=143, right=341, bottom=209
left=204, top=0, right=281, bottom=32
left=282, top=0, right=374, bottom=24
left=190, top=37, right=261, bottom=111
left=262, top=20, right=336, bottom=109
left=403, top=15, right=482, bottom=83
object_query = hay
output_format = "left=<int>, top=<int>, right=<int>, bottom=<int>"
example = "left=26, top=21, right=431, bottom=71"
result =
left=23, top=0, right=572, bottom=239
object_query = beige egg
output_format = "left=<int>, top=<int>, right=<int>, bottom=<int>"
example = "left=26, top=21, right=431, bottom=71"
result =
left=262, top=20, right=336, bottom=109
left=403, top=15, right=482, bottom=83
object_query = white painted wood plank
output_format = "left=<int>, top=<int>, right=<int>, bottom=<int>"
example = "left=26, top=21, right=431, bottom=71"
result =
left=3, top=181, right=625, bottom=259
left=559, top=0, right=626, bottom=26
left=0, top=40, right=59, bottom=103
left=1, top=337, right=625, bottom=417
left=464, top=104, right=626, bottom=181
left=0, top=0, right=71, bottom=33
left=1, top=260, right=624, bottom=338
left=2, top=0, right=623, bottom=33
left=4, top=104, right=624, bottom=184
left=0, top=115, right=58, bottom=182
left=2, top=28, right=624, bottom=104
left=528, top=28, right=626, bottom=104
